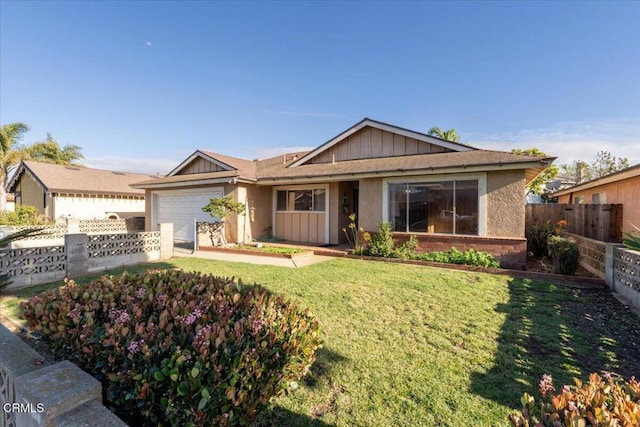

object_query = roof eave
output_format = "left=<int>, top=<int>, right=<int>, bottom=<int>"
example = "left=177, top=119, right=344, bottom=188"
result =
left=258, top=160, right=549, bottom=185
left=132, top=175, right=255, bottom=190
left=551, top=164, right=640, bottom=197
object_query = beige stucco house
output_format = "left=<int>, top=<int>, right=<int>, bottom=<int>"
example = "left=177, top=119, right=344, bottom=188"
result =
left=552, top=163, right=640, bottom=235
left=133, top=118, right=554, bottom=269
left=7, top=161, right=155, bottom=221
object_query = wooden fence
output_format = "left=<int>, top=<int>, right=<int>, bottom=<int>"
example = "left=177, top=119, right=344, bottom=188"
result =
left=526, top=204, right=622, bottom=242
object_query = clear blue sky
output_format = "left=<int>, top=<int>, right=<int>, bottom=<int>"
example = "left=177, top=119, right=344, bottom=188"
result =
left=2, top=1, right=639, bottom=174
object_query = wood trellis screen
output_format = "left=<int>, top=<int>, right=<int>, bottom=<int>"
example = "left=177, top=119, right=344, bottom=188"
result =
left=526, top=204, right=623, bottom=242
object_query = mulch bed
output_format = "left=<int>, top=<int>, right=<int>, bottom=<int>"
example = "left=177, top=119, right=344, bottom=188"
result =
left=526, top=255, right=598, bottom=278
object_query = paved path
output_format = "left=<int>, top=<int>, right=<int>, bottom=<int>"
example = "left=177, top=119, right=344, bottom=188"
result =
left=172, top=247, right=335, bottom=268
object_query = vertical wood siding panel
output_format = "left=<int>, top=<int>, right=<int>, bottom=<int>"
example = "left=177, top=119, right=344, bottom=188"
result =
left=405, top=138, right=418, bottom=155
left=317, top=213, right=326, bottom=243
left=349, top=133, right=360, bottom=159
left=382, top=131, right=394, bottom=156
left=285, top=213, right=292, bottom=240
left=291, top=213, right=301, bottom=242
left=276, top=213, right=285, bottom=239
left=300, top=213, right=309, bottom=242
left=360, top=127, right=371, bottom=158
left=338, top=139, right=349, bottom=161
left=371, top=128, right=382, bottom=157
left=308, top=214, right=318, bottom=242
left=393, top=134, right=406, bottom=156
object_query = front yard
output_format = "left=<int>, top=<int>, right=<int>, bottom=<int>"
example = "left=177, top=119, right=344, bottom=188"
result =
left=1, top=257, right=638, bottom=426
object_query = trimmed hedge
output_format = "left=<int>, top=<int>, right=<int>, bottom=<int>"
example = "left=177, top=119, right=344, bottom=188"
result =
left=21, top=270, right=322, bottom=426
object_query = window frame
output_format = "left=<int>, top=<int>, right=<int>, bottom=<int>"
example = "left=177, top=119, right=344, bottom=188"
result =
left=382, top=173, right=487, bottom=236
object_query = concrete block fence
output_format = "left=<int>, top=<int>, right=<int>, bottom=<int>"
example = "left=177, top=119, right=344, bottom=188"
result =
left=1, top=224, right=173, bottom=291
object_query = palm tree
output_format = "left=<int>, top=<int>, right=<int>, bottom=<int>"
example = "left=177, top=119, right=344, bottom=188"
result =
left=26, top=133, right=84, bottom=165
left=427, top=126, right=460, bottom=142
left=0, top=122, right=30, bottom=211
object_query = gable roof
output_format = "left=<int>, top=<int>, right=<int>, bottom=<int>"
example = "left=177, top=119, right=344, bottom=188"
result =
left=132, top=119, right=555, bottom=189
left=552, top=163, right=640, bottom=197
left=7, top=161, right=156, bottom=197
left=288, top=118, right=475, bottom=167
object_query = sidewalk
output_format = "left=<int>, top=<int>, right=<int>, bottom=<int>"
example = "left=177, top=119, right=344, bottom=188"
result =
left=172, top=246, right=335, bottom=268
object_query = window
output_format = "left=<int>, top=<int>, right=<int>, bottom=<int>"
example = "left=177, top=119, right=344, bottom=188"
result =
left=388, top=180, right=478, bottom=235
left=276, top=189, right=326, bottom=211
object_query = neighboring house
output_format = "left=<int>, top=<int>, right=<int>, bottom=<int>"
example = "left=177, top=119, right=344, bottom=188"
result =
left=133, top=118, right=554, bottom=269
left=7, top=161, right=156, bottom=221
left=526, top=173, right=576, bottom=204
left=552, top=163, right=640, bottom=235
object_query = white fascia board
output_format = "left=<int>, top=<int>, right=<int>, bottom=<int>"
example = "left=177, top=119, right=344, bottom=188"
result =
left=132, top=176, right=251, bottom=190
left=166, top=150, right=235, bottom=177
left=288, top=119, right=474, bottom=168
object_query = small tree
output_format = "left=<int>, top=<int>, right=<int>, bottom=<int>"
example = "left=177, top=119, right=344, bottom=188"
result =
left=201, top=195, right=246, bottom=246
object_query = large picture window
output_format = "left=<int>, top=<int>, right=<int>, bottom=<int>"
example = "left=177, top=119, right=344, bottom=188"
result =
left=388, top=180, right=478, bottom=235
left=276, top=189, right=326, bottom=212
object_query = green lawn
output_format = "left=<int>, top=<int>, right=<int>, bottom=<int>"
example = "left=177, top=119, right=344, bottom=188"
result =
left=1, top=257, right=638, bottom=426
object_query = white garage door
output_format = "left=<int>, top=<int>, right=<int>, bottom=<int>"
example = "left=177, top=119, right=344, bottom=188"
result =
left=156, top=188, right=224, bottom=242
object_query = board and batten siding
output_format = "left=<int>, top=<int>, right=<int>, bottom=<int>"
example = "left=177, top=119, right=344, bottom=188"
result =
left=178, top=157, right=227, bottom=175
left=308, top=127, right=451, bottom=164
left=274, top=212, right=326, bottom=244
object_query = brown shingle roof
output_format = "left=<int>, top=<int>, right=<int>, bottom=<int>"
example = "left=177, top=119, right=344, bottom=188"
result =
left=200, top=150, right=258, bottom=179
left=256, top=149, right=553, bottom=181
left=10, top=161, right=156, bottom=196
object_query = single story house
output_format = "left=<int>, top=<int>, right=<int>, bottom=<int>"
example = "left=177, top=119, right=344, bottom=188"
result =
left=133, top=118, right=555, bottom=269
left=552, top=163, right=640, bottom=235
left=7, top=160, right=156, bottom=221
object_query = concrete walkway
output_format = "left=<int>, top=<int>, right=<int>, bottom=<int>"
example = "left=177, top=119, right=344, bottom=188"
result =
left=172, top=246, right=335, bottom=268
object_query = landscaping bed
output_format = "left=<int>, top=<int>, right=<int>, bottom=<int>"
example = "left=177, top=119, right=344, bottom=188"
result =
left=198, top=244, right=314, bottom=259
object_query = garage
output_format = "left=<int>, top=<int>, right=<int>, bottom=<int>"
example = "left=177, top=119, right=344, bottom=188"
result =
left=155, top=188, right=223, bottom=242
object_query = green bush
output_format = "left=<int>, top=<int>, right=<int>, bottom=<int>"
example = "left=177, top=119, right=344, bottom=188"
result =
left=412, top=247, right=501, bottom=268
left=395, top=235, right=419, bottom=259
left=547, top=235, right=580, bottom=275
left=0, top=205, right=49, bottom=225
left=366, top=221, right=397, bottom=258
left=509, top=373, right=640, bottom=426
left=21, top=270, right=322, bottom=426
left=526, top=221, right=554, bottom=258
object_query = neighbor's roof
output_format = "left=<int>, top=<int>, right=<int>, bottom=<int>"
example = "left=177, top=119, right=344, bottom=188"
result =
left=552, top=163, right=640, bottom=197
left=7, top=161, right=157, bottom=196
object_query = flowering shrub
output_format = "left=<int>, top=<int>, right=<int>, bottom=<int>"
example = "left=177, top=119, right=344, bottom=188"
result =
left=509, top=372, right=640, bottom=426
left=547, top=235, right=580, bottom=275
left=21, top=270, right=322, bottom=426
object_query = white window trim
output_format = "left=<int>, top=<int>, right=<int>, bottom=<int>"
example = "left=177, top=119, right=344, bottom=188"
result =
left=382, top=173, right=487, bottom=237
left=272, top=184, right=330, bottom=243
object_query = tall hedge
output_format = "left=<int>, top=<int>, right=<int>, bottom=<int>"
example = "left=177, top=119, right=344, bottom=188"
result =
left=21, top=270, right=322, bottom=426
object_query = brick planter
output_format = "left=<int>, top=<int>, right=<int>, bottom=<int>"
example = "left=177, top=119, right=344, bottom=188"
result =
left=199, top=246, right=314, bottom=259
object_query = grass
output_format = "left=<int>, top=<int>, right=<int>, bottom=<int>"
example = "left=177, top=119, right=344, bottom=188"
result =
left=1, top=257, right=638, bottom=426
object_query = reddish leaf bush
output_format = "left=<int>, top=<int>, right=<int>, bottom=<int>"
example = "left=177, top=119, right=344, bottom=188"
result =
left=21, top=270, right=322, bottom=426
left=509, top=372, right=640, bottom=427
